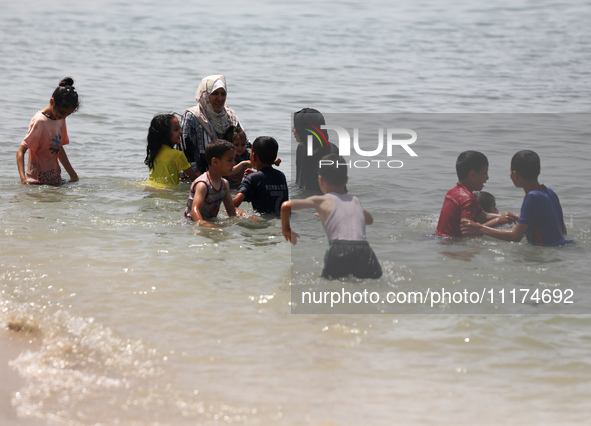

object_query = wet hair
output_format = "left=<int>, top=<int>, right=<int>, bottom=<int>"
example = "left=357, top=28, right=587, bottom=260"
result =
left=456, top=151, right=488, bottom=180
left=145, top=114, right=177, bottom=170
left=475, top=191, right=496, bottom=213
left=205, top=139, right=235, bottom=166
left=252, top=136, right=278, bottom=166
left=52, top=77, right=79, bottom=111
left=318, top=154, right=348, bottom=187
left=293, top=108, right=329, bottom=150
left=511, top=150, right=540, bottom=180
left=223, top=125, right=247, bottom=143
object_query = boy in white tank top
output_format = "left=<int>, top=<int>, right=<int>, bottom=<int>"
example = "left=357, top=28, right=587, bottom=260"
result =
left=281, top=154, right=382, bottom=279
left=185, top=139, right=240, bottom=227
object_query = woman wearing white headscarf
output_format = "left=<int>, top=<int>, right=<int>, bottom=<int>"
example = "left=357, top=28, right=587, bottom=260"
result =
left=179, top=75, right=243, bottom=175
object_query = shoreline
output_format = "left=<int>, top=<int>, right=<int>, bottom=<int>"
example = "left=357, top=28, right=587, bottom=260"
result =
left=0, top=329, right=43, bottom=426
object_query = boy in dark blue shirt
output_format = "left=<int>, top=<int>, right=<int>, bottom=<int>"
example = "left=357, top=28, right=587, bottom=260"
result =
left=461, top=150, right=570, bottom=246
left=233, top=136, right=288, bottom=216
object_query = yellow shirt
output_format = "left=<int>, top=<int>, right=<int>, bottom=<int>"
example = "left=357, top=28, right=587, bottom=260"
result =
left=148, top=145, right=191, bottom=185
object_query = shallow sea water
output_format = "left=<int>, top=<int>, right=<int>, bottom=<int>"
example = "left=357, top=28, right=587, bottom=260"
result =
left=1, top=0, right=591, bottom=424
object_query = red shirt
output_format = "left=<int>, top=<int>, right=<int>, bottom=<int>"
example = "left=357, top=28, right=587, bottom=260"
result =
left=436, top=182, right=483, bottom=237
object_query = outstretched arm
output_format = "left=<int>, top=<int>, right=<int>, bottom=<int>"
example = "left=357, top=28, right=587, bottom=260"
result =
left=461, top=218, right=528, bottom=242
left=16, top=145, right=28, bottom=184
left=228, top=160, right=251, bottom=184
left=233, top=192, right=246, bottom=209
left=231, top=187, right=256, bottom=219
left=58, top=147, right=78, bottom=182
left=477, top=210, right=518, bottom=227
left=281, top=196, right=329, bottom=245
left=281, top=200, right=299, bottom=245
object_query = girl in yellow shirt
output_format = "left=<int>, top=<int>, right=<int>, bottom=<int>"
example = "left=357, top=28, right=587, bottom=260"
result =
left=145, top=114, right=198, bottom=185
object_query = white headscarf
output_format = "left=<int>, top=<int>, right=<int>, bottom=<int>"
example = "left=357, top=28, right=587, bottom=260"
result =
left=187, top=74, right=238, bottom=139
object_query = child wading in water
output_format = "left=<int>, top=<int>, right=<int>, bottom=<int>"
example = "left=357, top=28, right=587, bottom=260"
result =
left=436, top=150, right=516, bottom=237
left=185, top=139, right=242, bottom=227
left=462, top=150, right=570, bottom=246
left=281, top=154, right=382, bottom=280
left=17, top=77, right=80, bottom=185
left=145, top=114, right=198, bottom=185
left=233, top=136, right=288, bottom=216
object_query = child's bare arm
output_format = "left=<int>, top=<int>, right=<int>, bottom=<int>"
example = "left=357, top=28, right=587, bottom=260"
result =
left=231, top=189, right=258, bottom=220
left=190, top=182, right=215, bottom=227
left=280, top=200, right=299, bottom=244
left=233, top=192, right=245, bottom=208
left=292, top=196, right=332, bottom=222
left=222, top=180, right=237, bottom=217
left=228, top=161, right=251, bottom=183
left=461, top=218, right=528, bottom=242
left=281, top=196, right=329, bottom=245
left=477, top=211, right=518, bottom=228
left=16, top=145, right=28, bottom=184
left=58, top=147, right=78, bottom=182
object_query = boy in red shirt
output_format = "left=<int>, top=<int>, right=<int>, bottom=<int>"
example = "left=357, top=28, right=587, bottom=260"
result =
left=436, top=151, right=515, bottom=237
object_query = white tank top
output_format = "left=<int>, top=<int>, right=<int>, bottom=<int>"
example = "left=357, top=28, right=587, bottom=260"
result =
left=323, top=192, right=366, bottom=241
left=185, top=172, right=226, bottom=219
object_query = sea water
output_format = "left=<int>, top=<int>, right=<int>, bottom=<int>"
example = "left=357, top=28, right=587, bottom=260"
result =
left=1, top=0, right=591, bottom=424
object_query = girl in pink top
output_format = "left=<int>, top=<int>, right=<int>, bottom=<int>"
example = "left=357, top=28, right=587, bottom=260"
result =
left=16, top=77, right=80, bottom=185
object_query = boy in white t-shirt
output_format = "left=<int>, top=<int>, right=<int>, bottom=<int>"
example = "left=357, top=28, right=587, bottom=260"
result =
left=281, top=154, right=382, bottom=279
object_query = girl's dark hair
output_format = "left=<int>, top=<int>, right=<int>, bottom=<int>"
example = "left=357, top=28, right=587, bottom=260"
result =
left=52, top=77, right=80, bottom=111
left=145, top=114, right=176, bottom=170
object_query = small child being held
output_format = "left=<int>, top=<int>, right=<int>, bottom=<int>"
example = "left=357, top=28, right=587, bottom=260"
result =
left=185, top=139, right=239, bottom=227
left=226, top=126, right=250, bottom=164
left=462, top=150, right=570, bottom=246
left=474, top=191, right=498, bottom=214
left=224, top=125, right=251, bottom=187
left=281, top=154, right=382, bottom=280
left=145, top=114, right=198, bottom=185
left=233, top=136, right=288, bottom=216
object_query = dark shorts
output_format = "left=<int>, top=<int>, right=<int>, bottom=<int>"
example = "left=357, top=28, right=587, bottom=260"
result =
left=322, top=240, right=382, bottom=280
